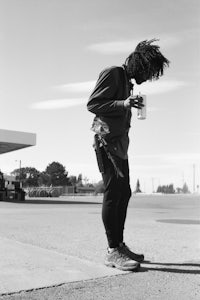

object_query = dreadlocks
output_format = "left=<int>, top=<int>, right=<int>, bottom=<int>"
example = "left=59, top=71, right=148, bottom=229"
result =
left=125, top=39, right=170, bottom=81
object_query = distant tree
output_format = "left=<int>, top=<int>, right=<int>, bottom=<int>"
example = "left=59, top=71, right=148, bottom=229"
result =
left=168, top=184, right=175, bottom=194
left=45, top=162, right=69, bottom=186
left=68, top=175, right=77, bottom=186
left=11, top=167, right=40, bottom=187
left=24, top=167, right=40, bottom=187
left=77, top=174, right=83, bottom=186
left=88, top=183, right=94, bottom=188
left=11, top=167, right=26, bottom=182
left=157, top=185, right=162, bottom=193
left=156, top=184, right=175, bottom=194
left=38, top=172, right=51, bottom=186
left=135, top=179, right=142, bottom=193
left=176, top=187, right=182, bottom=194
left=182, top=182, right=190, bottom=194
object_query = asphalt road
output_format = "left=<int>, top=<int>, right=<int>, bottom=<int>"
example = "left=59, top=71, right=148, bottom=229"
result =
left=0, top=194, right=200, bottom=299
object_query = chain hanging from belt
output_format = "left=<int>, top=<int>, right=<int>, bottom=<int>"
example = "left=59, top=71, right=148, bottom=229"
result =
left=91, top=117, right=124, bottom=178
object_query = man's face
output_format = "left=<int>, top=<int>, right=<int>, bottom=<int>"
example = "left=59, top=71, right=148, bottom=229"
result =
left=134, top=71, right=149, bottom=85
left=127, top=57, right=150, bottom=84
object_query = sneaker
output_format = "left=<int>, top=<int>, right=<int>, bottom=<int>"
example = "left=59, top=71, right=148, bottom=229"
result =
left=105, top=247, right=140, bottom=271
left=119, top=243, right=144, bottom=262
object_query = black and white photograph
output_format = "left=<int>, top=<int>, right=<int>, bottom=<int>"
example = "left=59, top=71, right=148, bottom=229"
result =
left=0, top=0, right=199, bottom=299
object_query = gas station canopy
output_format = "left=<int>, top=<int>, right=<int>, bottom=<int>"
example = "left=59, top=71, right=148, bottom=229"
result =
left=0, top=129, right=36, bottom=154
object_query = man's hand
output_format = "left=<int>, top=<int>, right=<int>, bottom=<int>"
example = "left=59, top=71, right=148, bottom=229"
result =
left=124, top=95, right=144, bottom=109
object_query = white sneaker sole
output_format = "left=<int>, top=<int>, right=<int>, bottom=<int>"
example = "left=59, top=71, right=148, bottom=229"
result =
left=105, top=260, right=140, bottom=272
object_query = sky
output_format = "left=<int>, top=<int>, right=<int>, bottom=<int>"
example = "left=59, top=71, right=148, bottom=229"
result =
left=0, top=0, right=200, bottom=193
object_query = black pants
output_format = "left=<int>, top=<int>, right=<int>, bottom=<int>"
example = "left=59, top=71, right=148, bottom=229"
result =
left=100, top=148, right=132, bottom=248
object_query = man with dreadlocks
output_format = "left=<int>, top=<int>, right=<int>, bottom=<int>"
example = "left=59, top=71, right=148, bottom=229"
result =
left=87, top=39, right=169, bottom=271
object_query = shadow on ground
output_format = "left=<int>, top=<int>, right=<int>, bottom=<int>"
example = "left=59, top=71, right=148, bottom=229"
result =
left=141, top=261, right=200, bottom=274
left=2, top=199, right=102, bottom=205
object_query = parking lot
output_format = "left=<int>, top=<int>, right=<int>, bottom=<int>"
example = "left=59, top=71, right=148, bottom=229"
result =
left=0, top=194, right=200, bottom=299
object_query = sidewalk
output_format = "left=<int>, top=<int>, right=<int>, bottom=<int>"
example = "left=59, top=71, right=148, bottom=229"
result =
left=0, top=237, right=126, bottom=295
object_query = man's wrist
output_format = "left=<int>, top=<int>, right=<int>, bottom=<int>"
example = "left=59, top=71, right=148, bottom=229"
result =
left=115, top=100, right=125, bottom=110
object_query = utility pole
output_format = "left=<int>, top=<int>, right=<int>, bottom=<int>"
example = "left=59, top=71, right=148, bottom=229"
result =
left=193, top=164, right=196, bottom=193
left=15, top=160, right=22, bottom=187
left=19, top=160, right=22, bottom=188
left=152, top=177, right=155, bottom=193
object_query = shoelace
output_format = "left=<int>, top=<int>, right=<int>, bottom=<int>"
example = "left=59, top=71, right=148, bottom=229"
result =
left=117, top=249, right=132, bottom=261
